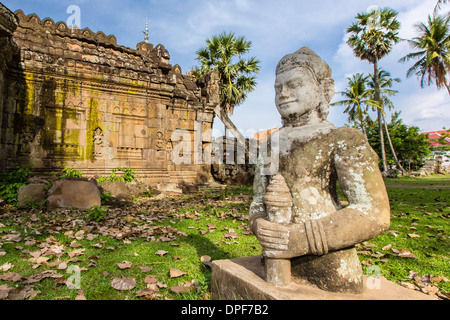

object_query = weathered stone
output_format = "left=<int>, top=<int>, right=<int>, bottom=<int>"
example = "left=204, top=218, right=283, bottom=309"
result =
left=46, top=179, right=100, bottom=210
left=98, top=181, right=149, bottom=201
left=211, top=256, right=437, bottom=300
left=17, top=184, right=47, bottom=207
left=0, top=7, right=220, bottom=188
left=243, top=47, right=391, bottom=296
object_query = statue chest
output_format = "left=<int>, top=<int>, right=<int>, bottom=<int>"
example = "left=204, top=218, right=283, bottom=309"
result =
left=278, top=138, right=339, bottom=223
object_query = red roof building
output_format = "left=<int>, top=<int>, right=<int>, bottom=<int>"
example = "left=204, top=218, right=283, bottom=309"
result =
left=421, top=130, right=450, bottom=147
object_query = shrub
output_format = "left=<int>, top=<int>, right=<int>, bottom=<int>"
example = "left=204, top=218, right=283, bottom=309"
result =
left=87, top=205, right=108, bottom=222
left=96, top=167, right=136, bottom=183
left=59, top=168, right=83, bottom=178
left=0, top=166, right=31, bottom=205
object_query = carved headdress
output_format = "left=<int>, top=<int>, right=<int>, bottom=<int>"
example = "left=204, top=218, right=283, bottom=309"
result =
left=276, top=47, right=335, bottom=123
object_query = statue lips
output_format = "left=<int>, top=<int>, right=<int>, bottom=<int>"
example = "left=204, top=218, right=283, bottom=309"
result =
left=278, top=99, right=299, bottom=109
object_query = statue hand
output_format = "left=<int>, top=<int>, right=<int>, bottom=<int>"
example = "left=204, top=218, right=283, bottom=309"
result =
left=254, top=218, right=307, bottom=259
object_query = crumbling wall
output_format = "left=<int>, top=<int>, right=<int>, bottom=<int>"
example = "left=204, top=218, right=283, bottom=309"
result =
left=0, top=8, right=220, bottom=186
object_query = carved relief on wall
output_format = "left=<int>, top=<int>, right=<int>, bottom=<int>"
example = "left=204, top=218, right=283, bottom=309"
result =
left=17, top=125, right=34, bottom=155
left=155, top=131, right=164, bottom=150
left=93, top=127, right=104, bottom=157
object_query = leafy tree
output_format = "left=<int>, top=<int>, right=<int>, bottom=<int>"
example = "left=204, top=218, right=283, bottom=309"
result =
left=347, top=7, right=401, bottom=173
left=366, top=112, right=431, bottom=171
left=192, top=32, right=260, bottom=147
left=399, top=15, right=450, bottom=95
left=331, top=73, right=377, bottom=138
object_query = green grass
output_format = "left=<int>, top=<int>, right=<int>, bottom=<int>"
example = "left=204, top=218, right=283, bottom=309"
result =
left=358, top=175, right=450, bottom=296
left=0, top=176, right=449, bottom=300
left=0, top=187, right=260, bottom=300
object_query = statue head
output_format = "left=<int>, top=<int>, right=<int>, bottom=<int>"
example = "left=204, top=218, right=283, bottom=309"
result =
left=275, top=47, right=335, bottom=126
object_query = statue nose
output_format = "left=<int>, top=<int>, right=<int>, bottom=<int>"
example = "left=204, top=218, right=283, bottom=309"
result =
left=279, top=86, right=289, bottom=99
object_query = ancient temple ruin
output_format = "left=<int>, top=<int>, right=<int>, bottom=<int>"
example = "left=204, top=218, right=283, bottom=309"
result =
left=0, top=4, right=220, bottom=186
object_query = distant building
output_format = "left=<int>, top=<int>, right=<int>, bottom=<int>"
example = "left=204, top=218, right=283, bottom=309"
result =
left=253, top=128, right=279, bottom=142
left=421, top=130, right=450, bottom=171
left=421, top=130, right=450, bottom=147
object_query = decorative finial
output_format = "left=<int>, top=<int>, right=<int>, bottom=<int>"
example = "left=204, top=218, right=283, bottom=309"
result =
left=143, top=17, right=149, bottom=43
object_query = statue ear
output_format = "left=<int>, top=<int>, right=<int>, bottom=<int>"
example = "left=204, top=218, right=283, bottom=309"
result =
left=322, top=78, right=335, bottom=103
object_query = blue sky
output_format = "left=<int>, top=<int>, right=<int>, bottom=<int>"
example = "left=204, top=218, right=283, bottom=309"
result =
left=3, top=0, right=449, bottom=137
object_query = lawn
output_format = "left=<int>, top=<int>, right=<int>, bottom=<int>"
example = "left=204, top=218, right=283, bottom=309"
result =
left=0, top=176, right=449, bottom=300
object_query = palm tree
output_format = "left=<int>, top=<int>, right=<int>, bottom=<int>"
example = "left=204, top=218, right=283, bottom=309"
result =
left=192, top=32, right=260, bottom=147
left=399, top=15, right=450, bottom=95
left=368, top=70, right=406, bottom=174
left=435, top=0, right=449, bottom=14
left=346, top=7, right=401, bottom=174
left=331, top=73, right=378, bottom=139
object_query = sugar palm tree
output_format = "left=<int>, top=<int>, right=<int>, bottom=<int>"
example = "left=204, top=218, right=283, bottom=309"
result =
left=193, top=32, right=260, bottom=147
left=368, top=70, right=406, bottom=174
left=399, top=15, right=450, bottom=95
left=435, top=0, right=449, bottom=14
left=331, top=73, right=378, bottom=139
left=346, top=7, right=401, bottom=174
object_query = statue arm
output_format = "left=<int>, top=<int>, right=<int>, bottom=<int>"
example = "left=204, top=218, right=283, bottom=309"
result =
left=318, top=136, right=391, bottom=253
left=261, top=134, right=390, bottom=259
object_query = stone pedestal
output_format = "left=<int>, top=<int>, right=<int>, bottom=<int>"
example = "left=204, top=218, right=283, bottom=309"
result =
left=211, top=256, right=437, bottom=300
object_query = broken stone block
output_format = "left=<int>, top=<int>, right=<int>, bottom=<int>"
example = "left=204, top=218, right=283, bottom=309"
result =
left=97, top=181, right=149, bottom=201
left=46, top=179, right=101, bottom=210
left=17, top=184, right=47, bottom=207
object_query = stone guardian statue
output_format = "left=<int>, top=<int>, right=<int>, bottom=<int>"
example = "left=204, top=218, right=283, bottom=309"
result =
left=249, top=47, right=390, bottom=294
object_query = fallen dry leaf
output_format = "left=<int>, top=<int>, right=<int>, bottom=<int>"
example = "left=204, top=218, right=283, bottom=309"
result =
left=136, top=287, right=159, bottom=300
left=140, top=267, right=152, bottom=273
left=169, top=268, right=186, bottom=278
left=111, top=277, right=136, bottom=291
left=0, top=284, right=11, bottom=299
left=155, top=250, right=168, bottom=257
left=408, top=234, right=420, bottom=238
left=68, top=248, right=85, bottom=258
left=0, top=272, right=23, bottom=282
left=23, top=270, right=63, bottom=284
left=0, top=262, right=14, bottom=272
left=57, top=262, right=68, bottom=270
left=75, top=230, right=85, bottom=240
left=117, top=261, right=132, bottom=270
left=144, top=275, right=158, bottom=284
left=397, top=248, right=418, bottom=259
left=28, top=256, right=49, bottom=264
left=170, top=285, right=190, bottom=294
left=6, top=285, right=40, bottom=300
left=2, top=232, right=21, bottom=243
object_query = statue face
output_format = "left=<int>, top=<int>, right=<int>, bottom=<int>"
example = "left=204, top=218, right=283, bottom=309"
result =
left=275, top=67, right=323, bottom=119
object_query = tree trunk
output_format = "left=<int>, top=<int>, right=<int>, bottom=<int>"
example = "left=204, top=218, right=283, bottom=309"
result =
left=214, top=105, right=248, bottom=153
left=381, top=112, right=407, bottom=175
left=444, top=78, right=450, bottom=95
left=373, top=60, right=388, bottom=173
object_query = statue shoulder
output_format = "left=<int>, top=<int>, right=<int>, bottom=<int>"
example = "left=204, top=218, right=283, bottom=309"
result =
left=331, top=127, right=368, bottom=144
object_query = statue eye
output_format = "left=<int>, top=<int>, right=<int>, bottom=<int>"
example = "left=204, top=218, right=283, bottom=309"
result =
left=274, top=84, right=282, bottom=93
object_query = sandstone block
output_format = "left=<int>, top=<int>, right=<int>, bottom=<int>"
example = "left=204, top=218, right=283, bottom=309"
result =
left=18, top=184, right=47, bottom=207
left=46, top=179, right=101, bottom=210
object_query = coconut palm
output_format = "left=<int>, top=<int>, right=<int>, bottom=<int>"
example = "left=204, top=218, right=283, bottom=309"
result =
left=192, top=32, right=260, bottom=147
left=368, top=70, right=406, bottom=174
left=346, top=7, right=401, bottom=173
left=331, top=73, right=378, bottom=139
left=399, top=15, right=450, bottom=95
